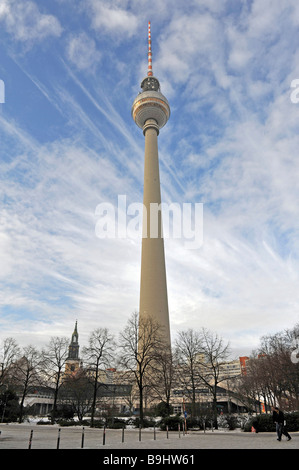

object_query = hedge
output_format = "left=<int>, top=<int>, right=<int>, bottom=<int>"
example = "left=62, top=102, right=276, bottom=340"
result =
left=244, top=412, right=299, bottom=432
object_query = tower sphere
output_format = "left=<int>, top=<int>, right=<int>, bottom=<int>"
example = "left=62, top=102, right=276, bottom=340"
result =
left=131, top=76, right=170, bottom=134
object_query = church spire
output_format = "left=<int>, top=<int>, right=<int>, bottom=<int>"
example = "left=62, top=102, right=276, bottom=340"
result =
left=65, top=321, right=81, bottom=376
left=68, top=320, right=79, bottom=360
left=72, top=320, right=78, bottom=343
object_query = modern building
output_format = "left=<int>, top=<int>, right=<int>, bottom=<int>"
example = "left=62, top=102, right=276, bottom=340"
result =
left=21, top=386, right=54, bottom=416
left=239, top=356, right=250, bottom=375
left=131, top=22, right=171, bottom=348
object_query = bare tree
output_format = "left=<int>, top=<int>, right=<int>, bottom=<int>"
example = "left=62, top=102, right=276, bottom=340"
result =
left=233, top=324, right=299, bottom=414
left=41, top=336, right=69, bottom=423
left=256, top=326, right=299, bottom=410
left=118, top=312, right=163, bottom=425
left=195, top=328, right=231, bottom=428
left=10, top=345, right=42, bottom=422
left=82, top=328, right=115, bottom=427
left=59, top=368, right=94, bottom=421
left=150, top=347, right=175, bottom=415
left=175, top=329, right=202, bottom=418
left=0, top=337, right=21, bottom=386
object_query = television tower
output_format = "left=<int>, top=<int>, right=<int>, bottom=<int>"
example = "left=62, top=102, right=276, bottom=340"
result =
left=131, top=22, right=171, bottom=348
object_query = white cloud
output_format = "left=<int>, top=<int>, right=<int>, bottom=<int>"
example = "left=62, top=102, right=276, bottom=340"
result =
left=86, top=0, right=138, bottom=37
left=0, top=0, right=62, bottom=44
left=66, top=32, right=101, bottom=71
left=227, top=29, right=253, bottom=71
left=156, top=12, right=221, bottom=85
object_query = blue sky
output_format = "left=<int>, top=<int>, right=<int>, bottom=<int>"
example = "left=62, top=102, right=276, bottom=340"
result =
left=1, top=0, right=299, bottom=358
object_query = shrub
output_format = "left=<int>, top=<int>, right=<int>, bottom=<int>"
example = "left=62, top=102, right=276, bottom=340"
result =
left=107, top=422, right=125, bottom=429
left=244, top=414, right=274, bottom=432
left=106, top=418, right=126, bottom=429
left=159, top=415, right=184, bottom=431
left=154, top=402, right=173, bottom=418
left=132, top=417, right=157, bottom=428
left=285, top=412, right=299, bottom=432
left=186, top=417, right=200, bottom=430
left=56, top=419, right=78, bottom=426
left=218, top=414, right=239, bottom=430
left=91, top=419, right=105, bottom=428
left=0, top=390, right=20, bottom=423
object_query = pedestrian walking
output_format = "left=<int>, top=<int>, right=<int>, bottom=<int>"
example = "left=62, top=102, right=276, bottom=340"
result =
left=272, top=406, right=292, bottom=441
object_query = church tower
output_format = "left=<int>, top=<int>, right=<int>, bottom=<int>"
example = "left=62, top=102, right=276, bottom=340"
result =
left=132, top=22, right=171, bottom=348
left=65, top=321, right=81, bottom=375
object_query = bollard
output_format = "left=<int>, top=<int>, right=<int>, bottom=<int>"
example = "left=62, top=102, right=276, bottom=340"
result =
left=154, top=425, right=156, bottom=441
left=166, top=425, right=169, bottom=439
left=103, top=426, right=106, bottom=446
left=139, top=425, right=141, bottom=442
left=57, top=428, right=61, bottom=449
left=178, top=423, right=181, bottom=438
left=28, top=429, right=33, bottom=449
left=81, top=427, right=85, bottom=448
left=122, top=426, right=125, bottom=443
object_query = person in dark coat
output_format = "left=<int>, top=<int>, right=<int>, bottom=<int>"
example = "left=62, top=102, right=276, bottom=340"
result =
left=272, top=406, right=292, bottom=441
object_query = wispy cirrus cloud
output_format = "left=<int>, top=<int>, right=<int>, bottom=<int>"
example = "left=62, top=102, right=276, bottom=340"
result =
left=0, top=112, right=141, bottom=345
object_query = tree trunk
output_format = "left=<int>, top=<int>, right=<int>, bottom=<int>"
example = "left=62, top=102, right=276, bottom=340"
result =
left=139, top=382, right=143, bottom=426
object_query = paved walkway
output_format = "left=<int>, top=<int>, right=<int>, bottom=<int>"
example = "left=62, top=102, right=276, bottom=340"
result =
left=0, top=423, right=298, bottom=450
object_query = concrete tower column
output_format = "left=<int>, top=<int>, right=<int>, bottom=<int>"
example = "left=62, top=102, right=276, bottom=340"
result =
left=139, top=119, right=171, bottom=347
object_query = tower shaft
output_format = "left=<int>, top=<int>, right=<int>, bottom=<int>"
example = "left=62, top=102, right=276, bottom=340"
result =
left=132, top=22, right=171, bottom=350
left=139, top=123, right=171, bottom=347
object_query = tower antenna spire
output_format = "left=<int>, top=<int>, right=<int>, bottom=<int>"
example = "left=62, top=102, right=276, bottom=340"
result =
left=147, top=21, right=153, bottom=76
